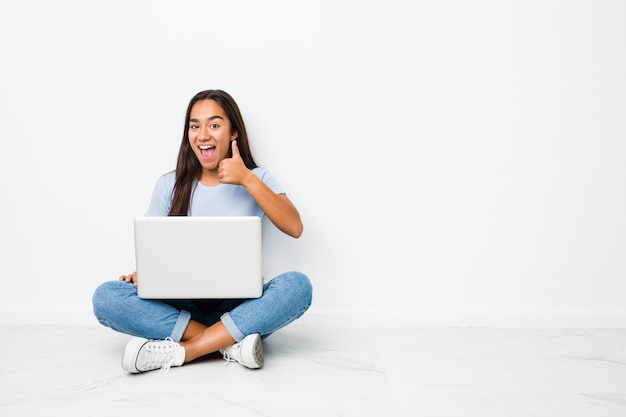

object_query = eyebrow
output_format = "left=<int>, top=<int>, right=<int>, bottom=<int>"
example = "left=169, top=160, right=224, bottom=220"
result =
left=189, top=115, right=224, bottom=122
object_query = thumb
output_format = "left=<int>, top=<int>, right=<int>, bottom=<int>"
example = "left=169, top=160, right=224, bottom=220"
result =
left=231, top=140, right=241, bottom=158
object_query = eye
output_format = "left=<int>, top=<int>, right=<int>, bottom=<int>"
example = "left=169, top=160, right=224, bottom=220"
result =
left=210, top=123, right=219, bottom=129
left=189, top=124, right=199, bottom=129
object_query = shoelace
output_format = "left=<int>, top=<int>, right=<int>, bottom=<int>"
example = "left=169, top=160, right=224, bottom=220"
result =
left=143, top=337, right=180, bottom=373
left=221, top=343, right=241, bottom=366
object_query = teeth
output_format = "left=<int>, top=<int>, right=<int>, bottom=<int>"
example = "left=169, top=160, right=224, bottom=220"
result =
left=199, top=145, right=214, bottom=150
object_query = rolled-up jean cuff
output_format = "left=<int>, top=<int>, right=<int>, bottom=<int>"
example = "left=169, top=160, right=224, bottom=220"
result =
left=220, top=312, right=245, bottom=342
left=170, top=310, right=192, bottom=342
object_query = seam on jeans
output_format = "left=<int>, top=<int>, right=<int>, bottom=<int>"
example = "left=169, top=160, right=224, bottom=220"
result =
left=263, top=304, right=311, bottom=335
left=246, top=302, right=312, bottom=339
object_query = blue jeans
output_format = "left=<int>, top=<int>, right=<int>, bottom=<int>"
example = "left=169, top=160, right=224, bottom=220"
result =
left=92, top=271, right=312, bottom=342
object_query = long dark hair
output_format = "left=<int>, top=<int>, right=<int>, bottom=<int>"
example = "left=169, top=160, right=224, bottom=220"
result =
left=168, top=90, right=258, bottom=216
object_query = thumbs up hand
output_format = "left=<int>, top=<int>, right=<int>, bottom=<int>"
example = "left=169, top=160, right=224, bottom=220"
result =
left=218, top=140, right=249, bottom=185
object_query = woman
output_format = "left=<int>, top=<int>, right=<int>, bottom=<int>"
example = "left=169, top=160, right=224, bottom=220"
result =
left=92, top=89, right=312, bottom=373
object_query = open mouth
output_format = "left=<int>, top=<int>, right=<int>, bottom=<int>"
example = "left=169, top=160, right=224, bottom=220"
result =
left=199, top=144, right=215, bottom=158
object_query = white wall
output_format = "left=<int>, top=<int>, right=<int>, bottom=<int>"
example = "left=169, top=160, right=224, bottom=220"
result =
left=1, top=0, right=624, bottom=327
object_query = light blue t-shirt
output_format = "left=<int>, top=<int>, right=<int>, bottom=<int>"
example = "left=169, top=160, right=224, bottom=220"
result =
left=145, top=167, right=283, bottom=217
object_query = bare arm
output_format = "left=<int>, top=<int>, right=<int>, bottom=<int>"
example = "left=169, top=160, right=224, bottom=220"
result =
left=218, top=141, right=303, bottom=238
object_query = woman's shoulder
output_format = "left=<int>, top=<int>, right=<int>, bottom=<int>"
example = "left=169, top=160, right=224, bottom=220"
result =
left=145, top=170, right=176, bottom=217
left=251, top=166, right=270, bottom=177
left=251, top=166, right=275, bottom=183
left=251, top=166, right=283, bottom=194
left=154, top=170, right=176, bottom=190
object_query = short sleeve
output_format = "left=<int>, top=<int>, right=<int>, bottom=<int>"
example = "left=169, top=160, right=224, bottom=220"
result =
left=145, top=172, right=175, bottom=216
left=254, top=167, right=283, bottom=195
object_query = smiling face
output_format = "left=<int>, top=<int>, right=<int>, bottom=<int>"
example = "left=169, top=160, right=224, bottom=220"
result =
left=188, top=99, right=238, bottom=183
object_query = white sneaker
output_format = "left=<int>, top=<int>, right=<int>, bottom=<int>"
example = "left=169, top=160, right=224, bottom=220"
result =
left=219, top=333, right=264, bottom=369
left=122, top=337, right=185, bottom=373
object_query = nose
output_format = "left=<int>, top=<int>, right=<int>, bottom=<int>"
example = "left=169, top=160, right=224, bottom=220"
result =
left=199, top=125, right=211, bottom=140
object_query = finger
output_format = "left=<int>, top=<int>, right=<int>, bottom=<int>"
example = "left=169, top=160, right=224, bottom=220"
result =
left=231, top=140, right=241, bottom=158
left=218, top=158, right=227, bottom=175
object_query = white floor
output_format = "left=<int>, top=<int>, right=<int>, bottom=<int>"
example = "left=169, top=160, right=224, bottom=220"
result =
left=2, top=325, right=626, bottom=417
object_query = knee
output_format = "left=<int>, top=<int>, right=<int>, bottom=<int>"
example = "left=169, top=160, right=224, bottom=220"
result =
left=279, top=271, right=313, bottom=306
left=92, top=280, right=135, bottom=320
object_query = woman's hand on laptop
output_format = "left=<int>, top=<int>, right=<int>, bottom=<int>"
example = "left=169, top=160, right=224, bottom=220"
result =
left=119, top=271, right=137, bottom=286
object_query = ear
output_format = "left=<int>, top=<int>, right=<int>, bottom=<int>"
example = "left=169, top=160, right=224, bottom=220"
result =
left=230, top=131, right=239, bottom=141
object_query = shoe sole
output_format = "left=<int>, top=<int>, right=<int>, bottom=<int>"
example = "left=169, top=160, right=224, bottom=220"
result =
left=241, top=333, right=264, bottom=369
left=122, top=337, right=149, bottom=373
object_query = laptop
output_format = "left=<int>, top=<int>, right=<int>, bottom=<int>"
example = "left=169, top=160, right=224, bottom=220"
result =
left=134, top=216, right=263, bottom=299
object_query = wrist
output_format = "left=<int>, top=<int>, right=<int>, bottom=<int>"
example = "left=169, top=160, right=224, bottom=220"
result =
left=240, top=169, right=257, bottom=188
